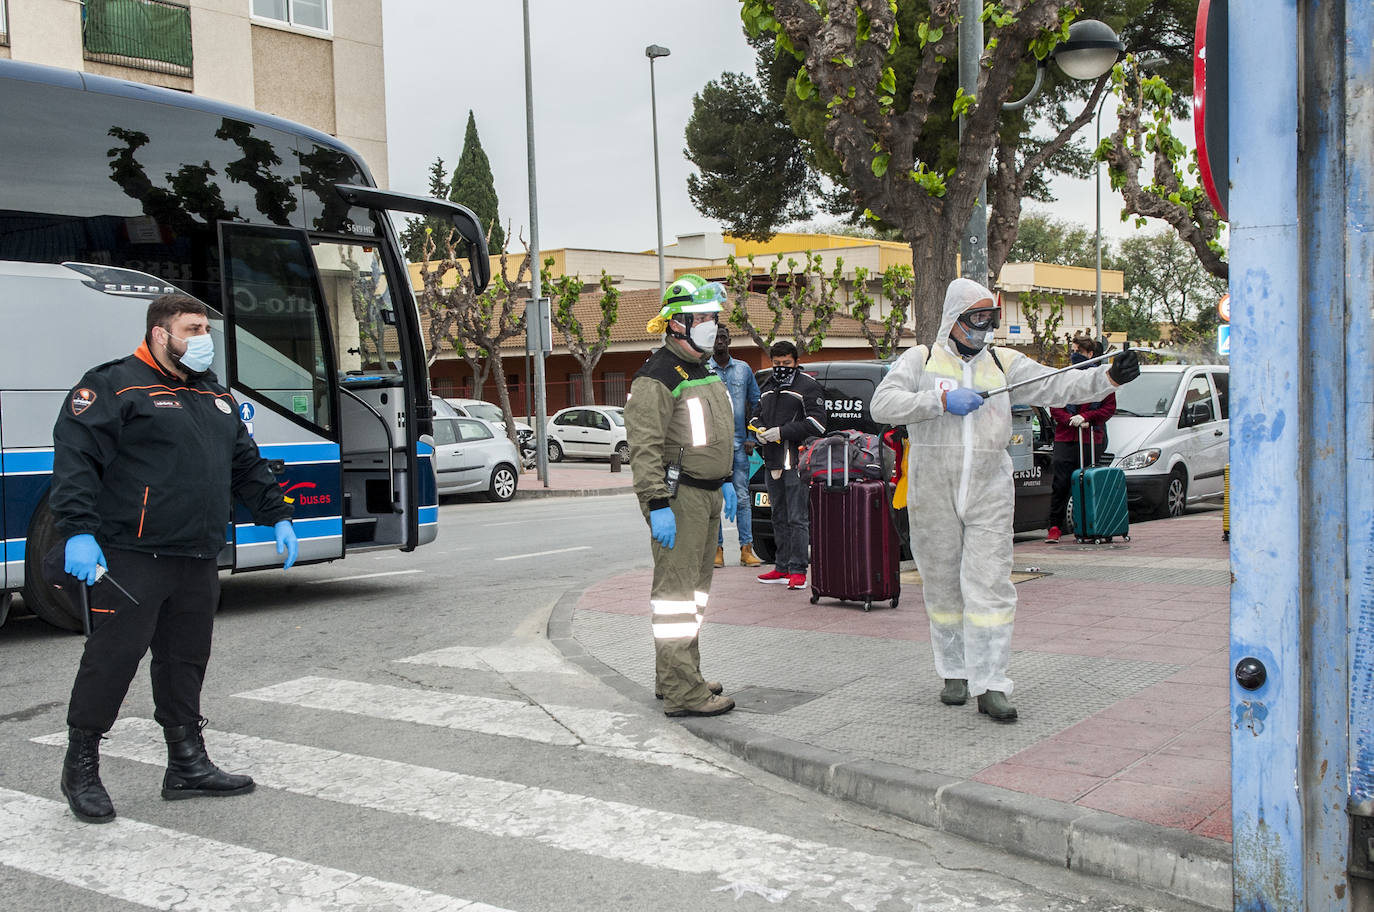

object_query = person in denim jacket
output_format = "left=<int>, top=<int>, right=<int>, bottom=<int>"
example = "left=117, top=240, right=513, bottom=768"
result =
left=709, top=325, right=763, bottom=567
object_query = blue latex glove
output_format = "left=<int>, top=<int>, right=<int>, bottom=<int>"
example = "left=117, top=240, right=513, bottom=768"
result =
left=649, top=507, right=676, bottom=550
left=64, top=534, right=106, bottom=586
left=721, top=483, right=738, bottom=523
left=944, top=388, right=984, bottom=416
left=274, top=520, right=298, bottom=570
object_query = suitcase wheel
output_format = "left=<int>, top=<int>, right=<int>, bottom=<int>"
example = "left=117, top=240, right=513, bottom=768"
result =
left=809, top=592, right=819, bottom=605
left=890, top=596, right=899, bottom=609
left=1124, top=534, right=1131, bottom=542
left=863, top=599, right=872, bottom=612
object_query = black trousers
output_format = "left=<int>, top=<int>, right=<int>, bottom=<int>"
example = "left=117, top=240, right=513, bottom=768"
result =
left=1048, top=439, right=1092, bottom=531
left=66, top=548, right=219, bottom=733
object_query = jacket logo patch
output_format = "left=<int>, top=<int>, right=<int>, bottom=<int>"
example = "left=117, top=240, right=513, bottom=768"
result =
left=214, top=398, right=232, bottom=414
left=70, top=388, right=97, bottom=416
left=675, top=365, right=690, bottom=379
left=154, top=399, right=183, bottom=409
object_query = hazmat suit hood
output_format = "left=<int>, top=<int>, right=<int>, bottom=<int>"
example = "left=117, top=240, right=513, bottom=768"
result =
left=936, top=278, right=998, bottom=351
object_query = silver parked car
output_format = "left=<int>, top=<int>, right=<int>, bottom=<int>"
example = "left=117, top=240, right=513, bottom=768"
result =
left=432, top=416, right=520, bottom=502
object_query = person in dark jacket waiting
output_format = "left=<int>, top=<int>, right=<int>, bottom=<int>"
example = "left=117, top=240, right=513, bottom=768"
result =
left=51, top=293, right=298, bottom=824
left=1044, top=337, right=1117, bottom=543
left=749, top=341, right=827, bottom=590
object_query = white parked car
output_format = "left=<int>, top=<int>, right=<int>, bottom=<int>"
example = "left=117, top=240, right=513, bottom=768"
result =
left=444, top=397, right=534, bottom=444
left=547, top=405, right=628, bottom=463
left=431, top=416, right=520, bottom=502
left=1105, top=364, right=1229, bottom=518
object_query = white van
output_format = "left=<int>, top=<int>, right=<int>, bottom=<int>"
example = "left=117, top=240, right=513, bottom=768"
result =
left=1105, top=364, right=1229, bottom=518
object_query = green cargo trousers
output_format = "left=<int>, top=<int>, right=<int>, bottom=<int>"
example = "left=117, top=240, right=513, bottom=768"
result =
left=643, top=483, right=722, bottom=712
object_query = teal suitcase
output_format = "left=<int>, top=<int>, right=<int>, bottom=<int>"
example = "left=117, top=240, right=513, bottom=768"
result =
left=1072, top=429, right=1130, bottom=543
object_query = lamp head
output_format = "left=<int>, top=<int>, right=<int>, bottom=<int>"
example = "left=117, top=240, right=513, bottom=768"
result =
left=645, top=44, right=671, bottom=60
left=1051, top=19, right=1125, bottom=81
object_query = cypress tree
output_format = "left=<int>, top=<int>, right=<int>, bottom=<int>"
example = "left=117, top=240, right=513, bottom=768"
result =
left=449, top=111, right=504, bottom=254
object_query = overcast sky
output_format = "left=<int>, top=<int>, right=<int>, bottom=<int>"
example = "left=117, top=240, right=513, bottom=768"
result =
left=381, top=1, right=1165, bottom=256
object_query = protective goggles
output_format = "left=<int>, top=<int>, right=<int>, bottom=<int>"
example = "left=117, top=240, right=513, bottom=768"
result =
left=958, top=308, right=1000, bottom=331
left=662, top=281, right=727, bottom=315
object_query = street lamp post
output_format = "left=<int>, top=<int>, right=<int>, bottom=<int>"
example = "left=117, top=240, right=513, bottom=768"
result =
left=958, top=14, right=1125, bottom=286
left=645, top=44, right=670, bottom=298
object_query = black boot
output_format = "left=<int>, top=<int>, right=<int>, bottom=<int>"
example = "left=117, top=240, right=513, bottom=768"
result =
left=161, top=719, right=255, bottom=800
left=61, top=727, right=116, bottom=823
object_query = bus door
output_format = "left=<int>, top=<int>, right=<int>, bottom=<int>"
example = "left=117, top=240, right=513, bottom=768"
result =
left=220, top=224, right=346, bottom=566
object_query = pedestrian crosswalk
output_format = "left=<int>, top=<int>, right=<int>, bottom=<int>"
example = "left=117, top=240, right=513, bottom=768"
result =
left=234, top=675, right=731, bottom=776
left=0, top=786, right=510, bottom=912
left=7, top=659, right=1165, bottom=912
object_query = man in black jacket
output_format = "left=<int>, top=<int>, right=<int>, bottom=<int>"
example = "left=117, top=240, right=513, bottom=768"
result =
left=749, top=341, right=827, bottom=590
left=51, top=294, right=298, bottom=824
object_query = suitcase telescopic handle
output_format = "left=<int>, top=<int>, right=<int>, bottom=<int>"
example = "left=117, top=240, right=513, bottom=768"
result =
left=1077, top=423, right=1096, bottom=466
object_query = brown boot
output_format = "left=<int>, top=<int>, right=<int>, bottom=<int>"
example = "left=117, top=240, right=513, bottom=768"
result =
left=665, top=694, right=735, bottom=718
left=739, top=545, right=763, bottom=567
left=714, top=546, right=724, bottom=568
left=656, top=681, right=723, bottom=700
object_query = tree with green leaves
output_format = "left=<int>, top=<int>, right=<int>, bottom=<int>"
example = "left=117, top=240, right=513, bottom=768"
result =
left=1018, top=290, right=1067, bottom=364
left=1098, top=56, right=1227, bottom=280
left=450, top=111, right=505, bottom=255
left=1117, top=227, right=1227, bottom=342
left=722, top=251, right=842, bottom=354
left=1005, top=210, right=1104, bottom=267
left=416, top=228, right=528, bottom=443
left=848, top=263, right=913, bottom=359
left=400, top=157, right=451, bottom=263
left=685, top=72, right=816, bottom=240
left=691, top=2, right=1198, bottom=340
left=540, top=262, right=621, bottom=406
left=730, top=1, right=1124, bottom=342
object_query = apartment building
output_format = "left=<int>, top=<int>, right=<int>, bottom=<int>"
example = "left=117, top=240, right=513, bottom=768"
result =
left=0, top=0, right=388, bottom=185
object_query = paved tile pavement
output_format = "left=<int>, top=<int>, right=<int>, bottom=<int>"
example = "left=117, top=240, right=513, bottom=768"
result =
left=555, top=510, right=1235, bottom=908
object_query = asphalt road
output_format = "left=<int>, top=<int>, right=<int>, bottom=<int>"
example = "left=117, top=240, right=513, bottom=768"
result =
left=0, top=491, right=1209, bottom=912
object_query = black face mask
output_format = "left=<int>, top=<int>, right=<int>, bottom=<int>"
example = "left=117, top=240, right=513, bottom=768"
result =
left=1070, top=351, right=1090, bottom=366
left=771, top=365, right=797, bottom=385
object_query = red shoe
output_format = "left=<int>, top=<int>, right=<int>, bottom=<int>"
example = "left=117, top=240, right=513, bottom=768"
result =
left=1045, top=526, right=1061, bottom=543
left=757, top=569, right=788, bottom=584
left=787, top=573, right=807, bottom=590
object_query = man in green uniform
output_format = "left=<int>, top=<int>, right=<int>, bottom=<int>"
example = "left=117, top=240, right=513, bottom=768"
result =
left=625, top=275, right=739, bottom=717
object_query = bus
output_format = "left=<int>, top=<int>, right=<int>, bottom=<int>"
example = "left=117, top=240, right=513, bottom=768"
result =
left=0, top=59, right=491, bottom=632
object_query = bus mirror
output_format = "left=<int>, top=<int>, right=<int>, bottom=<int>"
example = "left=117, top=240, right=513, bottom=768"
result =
left=333, top=183, right=492, bottom=294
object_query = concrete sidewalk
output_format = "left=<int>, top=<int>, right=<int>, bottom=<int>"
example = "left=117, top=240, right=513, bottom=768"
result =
left=551, top=512, right=1233, bottom=909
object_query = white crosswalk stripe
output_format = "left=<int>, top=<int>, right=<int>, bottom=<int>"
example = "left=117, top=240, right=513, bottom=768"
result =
left=33, top=718, right=1062, bottom=911
left=396, top=644, right=576, bottom=674
left=233, top=675, right=731, bottom=777
left=0, top=786, right=511, bottom=912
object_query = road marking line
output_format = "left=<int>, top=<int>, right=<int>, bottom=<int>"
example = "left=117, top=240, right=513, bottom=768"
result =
left=494, top=546, right=591, bottom=561
left=398, top=644, right=575, bottom=674
left=233, top=676, right=727, bottom=777
left=0, top=786, right=510, bottom=912
left=32, top=719, right=1051, bottom=912
left=308, top=570, right=424, bottom=585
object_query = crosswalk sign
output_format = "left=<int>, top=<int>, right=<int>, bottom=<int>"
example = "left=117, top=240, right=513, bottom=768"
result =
left=1217, top=324, right=1231, bottom=357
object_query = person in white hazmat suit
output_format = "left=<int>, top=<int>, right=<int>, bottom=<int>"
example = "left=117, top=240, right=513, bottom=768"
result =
left=870, top=278, right=1139, bottom=722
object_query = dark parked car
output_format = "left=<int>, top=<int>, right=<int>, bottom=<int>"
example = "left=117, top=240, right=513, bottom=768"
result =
left=746, top=360, right=1055, bottom=563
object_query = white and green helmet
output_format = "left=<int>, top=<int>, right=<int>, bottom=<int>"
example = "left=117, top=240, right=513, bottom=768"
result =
left=656, top=274, right=726, bottom=319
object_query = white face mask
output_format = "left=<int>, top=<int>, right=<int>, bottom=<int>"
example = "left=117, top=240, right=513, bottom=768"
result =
left=166, top=331, right=215, bottom=373
left=689, top=319, right=719, bottom=352
left=962, top=328, right=992, bottom=348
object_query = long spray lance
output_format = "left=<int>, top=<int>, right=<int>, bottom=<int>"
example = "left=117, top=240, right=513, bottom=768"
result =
left=978, top=346, right=1124, bottom=399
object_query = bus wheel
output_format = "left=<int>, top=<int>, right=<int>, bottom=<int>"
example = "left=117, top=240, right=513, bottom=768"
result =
left=0, top=592, right=11, bottom=628
left=22, top=497, right=84, bottom=633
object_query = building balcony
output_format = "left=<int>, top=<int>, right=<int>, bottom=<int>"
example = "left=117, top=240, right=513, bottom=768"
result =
left=82, top=0, right=192, bottom=77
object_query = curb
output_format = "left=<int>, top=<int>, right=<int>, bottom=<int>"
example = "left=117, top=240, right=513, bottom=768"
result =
left=547, top=586, right=1233, bottom=911
left=514, top=484, right=634, bottom=500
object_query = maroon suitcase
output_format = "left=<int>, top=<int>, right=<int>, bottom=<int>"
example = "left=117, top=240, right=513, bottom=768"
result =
left=807, top=456, right=901, bottom=611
